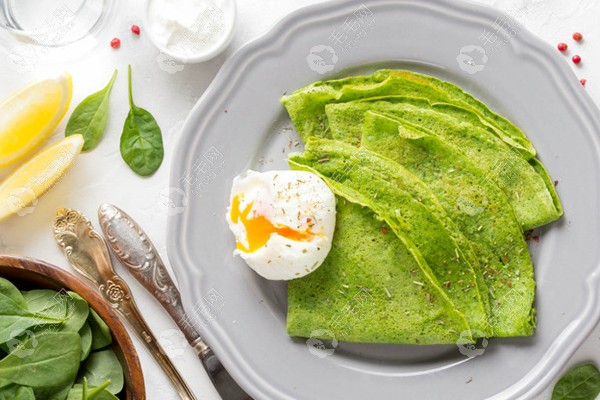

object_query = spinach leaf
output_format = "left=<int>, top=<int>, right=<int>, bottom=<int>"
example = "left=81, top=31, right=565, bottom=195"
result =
left=87, top=309, right=112, bottom=350
left=0, top=278, right=26, bottom=309
left=36, top=371, right=78, bottom=400
left=78, top=349, right=123, bottom=394
left=552, top=363, right=600, bottom=400
left=43, top=379, right=75, bottom=400
left=57, top=292, right=89, bottom=333
left=66, top=70, right=118, bottom=151
left=0, top=283, right=124, bottom=399
left=67, top=378, right=116, bottom=400
left=0, top=292, right=64, bottom=344
left=0, top=381, right=35, bottom=400
left=120, top=64, right=164, bottom=176
left=0, top=332, right=80, bottom=388
left=22, top=289, right=68, bottom=319
left=67, top=385, right=117, bottom=400
left=79, top=322, right=93, bottom=361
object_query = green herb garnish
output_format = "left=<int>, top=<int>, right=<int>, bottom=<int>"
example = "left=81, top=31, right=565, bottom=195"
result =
left=65, top=70, right=117, bottom=151
left=552, top=363, right=600, bottom=400
left=120, top=64, right=164, bottom=176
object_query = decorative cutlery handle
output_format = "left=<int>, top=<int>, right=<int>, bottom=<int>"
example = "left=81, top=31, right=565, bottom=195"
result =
left=97, top=274, right=197, bottom=400
left=54, top=208, right=108, bottom=284
left=98, top=204, right=209, bottom=358
left=97, top=205, right=254, bottom=399
left=53, top=208, right=197, bottom=400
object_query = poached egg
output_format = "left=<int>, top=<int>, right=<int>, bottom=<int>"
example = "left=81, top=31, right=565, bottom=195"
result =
left=226, top=170, right=336, bottom=280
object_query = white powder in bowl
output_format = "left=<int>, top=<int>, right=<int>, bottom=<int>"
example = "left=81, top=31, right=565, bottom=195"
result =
left=147, top=0, right=235, bottom=62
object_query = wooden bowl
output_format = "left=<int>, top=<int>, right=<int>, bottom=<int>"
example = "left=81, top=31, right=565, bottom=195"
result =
left=0, top=254, right=145, bottom=400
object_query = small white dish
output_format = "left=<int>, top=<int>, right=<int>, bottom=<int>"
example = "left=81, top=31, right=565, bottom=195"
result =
left=145, top=0, right=236, bottom=64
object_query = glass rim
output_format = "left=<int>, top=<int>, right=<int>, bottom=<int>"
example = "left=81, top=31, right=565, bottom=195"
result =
left=0, top=0, right=115, bottom=47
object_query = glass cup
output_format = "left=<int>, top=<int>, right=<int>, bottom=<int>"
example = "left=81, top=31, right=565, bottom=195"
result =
left=0, top=0, right=115, bottom=72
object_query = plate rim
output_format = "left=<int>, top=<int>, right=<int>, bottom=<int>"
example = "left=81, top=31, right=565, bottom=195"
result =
left=168, top=0, right=600, bottom=398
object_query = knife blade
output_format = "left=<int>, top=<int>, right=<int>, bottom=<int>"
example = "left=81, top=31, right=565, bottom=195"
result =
left=97, top=203, right=253, bottom=400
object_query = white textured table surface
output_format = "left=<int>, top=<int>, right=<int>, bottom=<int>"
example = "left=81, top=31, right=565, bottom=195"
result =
left=0, top=0, right=599, bottom=399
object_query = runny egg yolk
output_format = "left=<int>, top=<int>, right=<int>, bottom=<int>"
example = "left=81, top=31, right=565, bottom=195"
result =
left=230, top=194, right=317, bottom=253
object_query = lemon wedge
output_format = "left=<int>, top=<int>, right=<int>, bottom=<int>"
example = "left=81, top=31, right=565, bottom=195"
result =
left=0, top=134, right=84, bottom=221
left=0, top=72, right=73, bottom=167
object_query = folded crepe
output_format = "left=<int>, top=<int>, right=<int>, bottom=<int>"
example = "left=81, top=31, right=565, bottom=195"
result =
left=280, top=70, right=562, bottom=229
left=281, top=69, right=535, bottom=157
left=361, top=111, right=536, bottom=336
left=287, top=198, right=471, bottom=344
left=325, top=101, right=561, bottom=230
left=289, top=139, right=490, bottom=336
left=282, top=69, right=560, bottom=344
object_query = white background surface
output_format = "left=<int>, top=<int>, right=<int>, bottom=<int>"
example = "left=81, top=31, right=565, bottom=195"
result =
left=0, top=0, right=599, bottom=399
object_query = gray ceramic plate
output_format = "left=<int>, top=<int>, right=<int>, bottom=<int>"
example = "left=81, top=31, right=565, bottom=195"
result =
left=167, top=0, right=600, bottom=398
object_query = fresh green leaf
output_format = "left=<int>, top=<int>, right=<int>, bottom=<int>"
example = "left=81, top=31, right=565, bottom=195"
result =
left=42, top=379, right=76, bottom=400
left=0, top=332, right=80, bottom=388
left=0, top=381, right=35, bottom=400
left=35, top=371, right=78, bottom=400
left=87, top=309, right=112, bottom=350
left=83, top=377, right=88, bottom=400
left=79, top=323, right=93, bottom=361
left=120, top=64, right=164, bottom=176
left=22, top=289, right=68, bottom=319
left=0, top=284, right=124, bottom=400
left=552, top=363, right=600, bottom=400
left=84, top=378, right=113, bottom=400
left=0, top=292, right=64, bottom=344
left=67, top=380, right=117, bottom=400
left=66, top=70, right=118, bottom=151
left=78, top=349, right=123, bottom=394
left=57, top=292, right=89, bottom=333
left=0, top=278, right=26, bottom=309
left=82, top=378, right=113, bottom=400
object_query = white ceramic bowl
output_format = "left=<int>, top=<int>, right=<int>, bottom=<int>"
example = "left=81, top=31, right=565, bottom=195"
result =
left=144, top=0, right=236, bottom=64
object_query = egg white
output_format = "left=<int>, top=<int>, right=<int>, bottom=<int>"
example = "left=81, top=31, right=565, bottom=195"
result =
left=226, top=170, right=336, bottom=280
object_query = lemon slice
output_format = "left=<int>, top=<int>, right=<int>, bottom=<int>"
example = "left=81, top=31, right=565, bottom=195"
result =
left=0, top=72, right=73, bottom=167
left=0, top=134, right=84, bottom=221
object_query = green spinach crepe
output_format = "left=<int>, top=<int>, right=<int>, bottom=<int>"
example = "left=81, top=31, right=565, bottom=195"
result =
left=280, top=69, right=561, bottom=344
left=281, top=69, right=535, bottom=157
left=289, top=139, right=489, bottom=335
left=361, top=111, right=535, bottom=336
left=281, top=70, right=562, bottom=229
left=287, top=198, right=471, bottom=344
left=325, top=100, right=561, bottom=230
